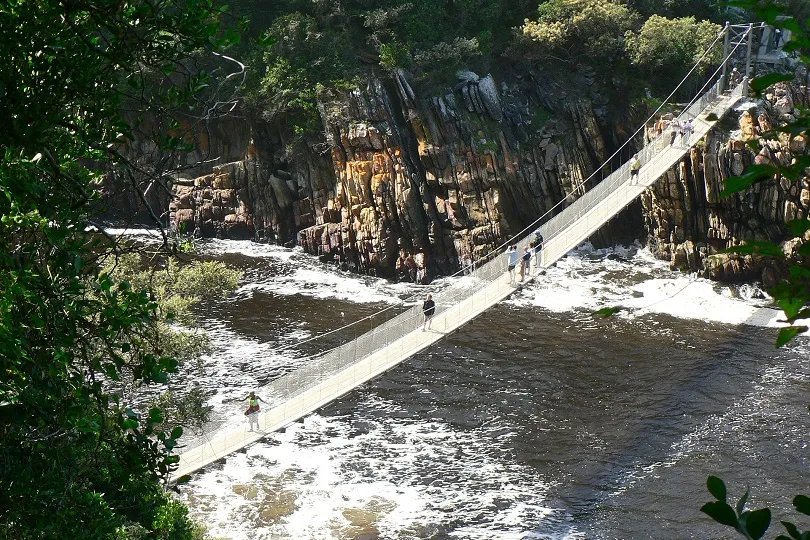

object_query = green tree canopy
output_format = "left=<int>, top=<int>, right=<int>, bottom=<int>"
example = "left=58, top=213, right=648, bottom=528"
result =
left=0, top=0, right=237, bottom=537
left=520, top=0, right=640, bottom=64
left=624, top=15, right=722, bottom=86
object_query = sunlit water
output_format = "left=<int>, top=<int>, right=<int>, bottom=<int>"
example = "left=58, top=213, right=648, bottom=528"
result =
left=115, top=230, right=808, bottom=539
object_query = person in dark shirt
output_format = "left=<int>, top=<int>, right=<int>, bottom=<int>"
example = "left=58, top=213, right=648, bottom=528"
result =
left=422, top=294, right=436, bottom=331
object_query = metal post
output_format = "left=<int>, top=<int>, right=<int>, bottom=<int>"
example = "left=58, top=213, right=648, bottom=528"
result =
left=721, top=22, right=731, bottom=92
left=744, top=23, right=754, bottom=97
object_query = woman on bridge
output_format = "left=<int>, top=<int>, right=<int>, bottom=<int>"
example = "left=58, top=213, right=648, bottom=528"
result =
left=237, top=391, right=264, bottom=432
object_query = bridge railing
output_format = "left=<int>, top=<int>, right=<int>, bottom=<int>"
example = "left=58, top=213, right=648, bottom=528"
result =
left=537, top=78, right=739, bottom=243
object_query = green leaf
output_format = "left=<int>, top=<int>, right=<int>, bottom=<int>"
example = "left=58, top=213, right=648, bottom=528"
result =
left=776, top=326, right=807, bottom=348
left=170, top=426, right=183, bottom=440
left=708, top=475, right=727, bottom=502
left=750, top=73, right=795, bottom=93
left=736, top=486, right=749, bottom=515
left=778, top=297, right=806, bottom=321
left=149, top=408, right=163, bottom=424
left=721, top=165, right=779, bottom=197
left=593, top=306, right=622, bottom=318
left=781, top=520, right=802, bottom=540
left=794, top=495, right=810, bottom=516
left=786, top=220, right=810, bottom=237
left=742, top=508, right=771, bottom=539
left=176, top=474, right=192, bottom=485
left=721, top=241, right=783, bottom=257
left=701, top=501, right=739, bottom=527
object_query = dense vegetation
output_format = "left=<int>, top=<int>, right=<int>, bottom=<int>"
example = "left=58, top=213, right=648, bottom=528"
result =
left=0, top=0, right=239, bottom=537
left=229, top=0, right=735, bottom=133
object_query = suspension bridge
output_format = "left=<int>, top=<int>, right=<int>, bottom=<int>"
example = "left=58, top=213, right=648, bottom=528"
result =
left=170, top=22, right=763, bottom=482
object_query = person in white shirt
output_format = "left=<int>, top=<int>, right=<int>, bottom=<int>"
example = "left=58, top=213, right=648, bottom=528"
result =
left=681, top=119, right=694, bottom=144
left=630, top=154, right=641, bottom=185
left=505, top=245, right=519, bottom=285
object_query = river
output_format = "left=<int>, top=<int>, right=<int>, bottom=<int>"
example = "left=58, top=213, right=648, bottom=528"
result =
left=131, top=233, right=807, bottom=539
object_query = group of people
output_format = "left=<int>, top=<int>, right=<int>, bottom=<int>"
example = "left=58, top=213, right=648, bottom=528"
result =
left=650, top=115, right=695, bottom=148
left=419, top=229, right=545, bottom=331
left=668, top=117, right=695, bottom=147
left=505, top=229, right=544, bottom=286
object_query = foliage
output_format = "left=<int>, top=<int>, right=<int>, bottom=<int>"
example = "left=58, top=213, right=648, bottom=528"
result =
left=257, top=12, right=357, bottom=132
left=520, top=0, right=640, bottom=65
left=630, top=0, right=725, bottom=21
left=104, top=253, right=241, bottom=433
left=624, top=15, right=722, bottom=83
left=0, top=0, right=237, bottom=537
left=245, top=0, right=538, bottom=110
left=700, top=2, right=810, bottom=537
left=379, top=41, right=413, bottom=70
left=412, top=37, right=482, bottom=69
left=703, top=466, right=810, bottom=539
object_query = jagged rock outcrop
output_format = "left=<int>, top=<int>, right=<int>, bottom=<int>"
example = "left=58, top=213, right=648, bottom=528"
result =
left=642, top=69, right=810, bottom=286
left=163, top=68, right=639, bottom=280
left=170, top=161, right=253, bottom=239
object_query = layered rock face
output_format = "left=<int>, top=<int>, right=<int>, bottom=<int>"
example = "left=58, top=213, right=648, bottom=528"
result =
left=169, top=69, right=636, bottom=280
left=170, top=161, right=254, bottom=239
left=642, top=72, right=810, bottom=287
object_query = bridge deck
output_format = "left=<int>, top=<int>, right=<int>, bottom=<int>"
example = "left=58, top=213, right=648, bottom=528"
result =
left=171, top=88, right=742, bottom=482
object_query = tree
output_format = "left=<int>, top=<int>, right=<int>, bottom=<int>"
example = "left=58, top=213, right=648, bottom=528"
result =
left=0, top=0, right=238, bottom=537
left=624, top=15, right=722, bottom=88
left=104, top=254, right=242, bottom=435
left=519, top=0, right=640, bottom=65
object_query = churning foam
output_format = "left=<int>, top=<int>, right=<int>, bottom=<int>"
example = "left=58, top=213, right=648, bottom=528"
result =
left=180, top=404, right=570, bottom=539
left=510, top=242, right=805, bottom=332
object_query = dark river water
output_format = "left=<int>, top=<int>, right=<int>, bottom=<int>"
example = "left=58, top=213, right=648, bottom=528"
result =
left=127, top=232, right=808, bottom=540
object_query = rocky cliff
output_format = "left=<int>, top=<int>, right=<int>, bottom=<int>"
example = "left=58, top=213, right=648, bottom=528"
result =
left=641, top=70, right=810, bottom=287
left=165, top=67, right=641, bottom=281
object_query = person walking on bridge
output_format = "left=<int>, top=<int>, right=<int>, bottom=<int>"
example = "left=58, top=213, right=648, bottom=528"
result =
left=237, top=391, right=264, bottom=431
left=422, top=294, right=436, bottom=331
left=506, top=245, right=519, bottom=285
left=520, top=244, right=532, bottom=281
left=533, top=230, right=544, bottom=268
left=668, top=118, right=680, bottom=147
left=629, top=154, right=641, bottom=185
left=680, top=119, right=694, bottom=145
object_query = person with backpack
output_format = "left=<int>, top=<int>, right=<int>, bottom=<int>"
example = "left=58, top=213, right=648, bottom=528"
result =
left=236, top=391, right=264, bottom=432
left=520, top=244, right=532, bottom=280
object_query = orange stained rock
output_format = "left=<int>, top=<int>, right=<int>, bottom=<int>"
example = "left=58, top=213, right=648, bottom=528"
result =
left=371, top=173, right=388, bottom=194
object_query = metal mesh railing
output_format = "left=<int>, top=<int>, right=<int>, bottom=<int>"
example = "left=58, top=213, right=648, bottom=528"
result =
left=538, top=79, right=742, bottom=243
